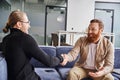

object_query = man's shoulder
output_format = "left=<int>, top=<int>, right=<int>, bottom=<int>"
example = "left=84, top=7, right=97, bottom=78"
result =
left=101, top=36, right=113, bottom=46
left=79, top=36, right=87, bottom=40
left=102, top=36, right=112, bottom=43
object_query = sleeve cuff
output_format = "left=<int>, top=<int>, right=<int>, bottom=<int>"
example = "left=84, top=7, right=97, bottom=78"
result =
left=57, top=55, right=63, bottom=63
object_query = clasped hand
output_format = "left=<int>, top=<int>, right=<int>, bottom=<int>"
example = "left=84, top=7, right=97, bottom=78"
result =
left=60, top=54, right=69, bottom=66
left=89, top=67, right=104, bottom=77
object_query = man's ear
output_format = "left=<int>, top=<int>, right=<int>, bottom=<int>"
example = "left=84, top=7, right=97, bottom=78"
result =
left=16, top=21, right=22, bottom=29
left=100, top=28, right=103, bottom=32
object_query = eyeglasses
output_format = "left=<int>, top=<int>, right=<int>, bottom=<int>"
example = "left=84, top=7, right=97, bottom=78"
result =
left=19, top=21, right=30, bottom=24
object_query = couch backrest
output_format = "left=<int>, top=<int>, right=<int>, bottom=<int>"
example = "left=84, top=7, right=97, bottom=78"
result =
left=30, top=46, right=56, bottom=68
left=56, top=46, right=79, bottom=68
left=114, top=49, right=120, bottom=68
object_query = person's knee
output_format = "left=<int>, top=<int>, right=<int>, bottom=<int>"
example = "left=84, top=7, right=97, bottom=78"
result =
left=68, top=68, right=75, bottom=76
left=67, top=67, right=81, bottom=79
left=105, top=76, right=114, bottom=80
left=104, top=73, right=114, bottom=80
left=67, top=68, right=77, bottom=80
left=67, top=67, right=87, bottom=80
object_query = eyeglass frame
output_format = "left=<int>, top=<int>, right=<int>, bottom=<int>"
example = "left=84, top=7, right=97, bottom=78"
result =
left=19, top=20, right=30, bottom=24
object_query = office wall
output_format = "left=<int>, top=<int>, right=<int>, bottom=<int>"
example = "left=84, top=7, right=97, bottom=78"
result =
left=66, top=0, right=120, bottom=46
left=66, top=0, right=94, bottom=45
left=95, top=2, right=120, bottom=47
left=67, top=0, right=95, bottom=32
left=95, top=0, right=120, bottom=2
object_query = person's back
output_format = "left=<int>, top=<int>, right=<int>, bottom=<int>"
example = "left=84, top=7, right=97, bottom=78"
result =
left=0, top=10, right=64, bottom=80
left=2, top=28, right=38, bottom=80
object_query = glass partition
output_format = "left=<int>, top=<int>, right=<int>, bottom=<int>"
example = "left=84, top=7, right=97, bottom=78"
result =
left=0, top=0, right=67, bottom=45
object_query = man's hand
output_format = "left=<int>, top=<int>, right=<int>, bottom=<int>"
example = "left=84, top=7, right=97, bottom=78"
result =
left=88, top=70, right=104, bottom=77
left=60, top=54, right=69, bottom=66
left=88, top=67, right=104, bottom=77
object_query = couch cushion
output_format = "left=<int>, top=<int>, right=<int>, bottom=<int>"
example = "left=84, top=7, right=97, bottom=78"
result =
left=30, top=46, right=56, bottom=68
left=35, top=68, right=61, bottom=80
left=0, top=52, right=7, bottom=80
left=112, top=72, right=120, bottom=80
left=114, top=49, right=120, bottom=68
left=57, top=68, right=70, bottom=80
left=56, top=46, right=79, bottom=68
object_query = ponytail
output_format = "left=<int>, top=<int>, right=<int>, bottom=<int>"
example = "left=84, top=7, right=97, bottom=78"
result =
left=3, top=23, right=11, bottom=33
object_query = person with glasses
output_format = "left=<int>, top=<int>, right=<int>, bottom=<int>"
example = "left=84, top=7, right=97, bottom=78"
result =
left=0, top=10, right=64, bottom=80
left=61, top=19, right=114, bottom=80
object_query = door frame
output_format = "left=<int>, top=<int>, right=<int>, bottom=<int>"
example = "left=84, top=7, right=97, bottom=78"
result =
left=94, top=8, right=114, bottom=42
left=44, top=5, right=67, bottom=45
left=94, top=8, right=114, bottom=33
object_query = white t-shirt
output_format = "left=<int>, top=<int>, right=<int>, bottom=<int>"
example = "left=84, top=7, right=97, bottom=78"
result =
left=83, top=43, right=97, bottom=70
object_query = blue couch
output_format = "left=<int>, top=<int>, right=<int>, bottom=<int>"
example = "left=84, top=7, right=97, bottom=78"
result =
left=0, top=45, right=120, bottom=80
left=30, top=45, right=120, bottom=80
left=0, top=52, right=7, bottom=80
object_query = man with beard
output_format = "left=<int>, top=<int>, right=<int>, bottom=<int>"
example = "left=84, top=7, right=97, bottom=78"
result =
left=61, top=19, right=114, bottom=80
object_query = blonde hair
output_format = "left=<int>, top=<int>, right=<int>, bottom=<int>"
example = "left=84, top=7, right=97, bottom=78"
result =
left=3, top=9, right=26, bottom=33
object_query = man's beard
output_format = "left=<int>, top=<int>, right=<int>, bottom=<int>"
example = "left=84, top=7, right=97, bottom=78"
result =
left=87, top=31, right=101, bottom=43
